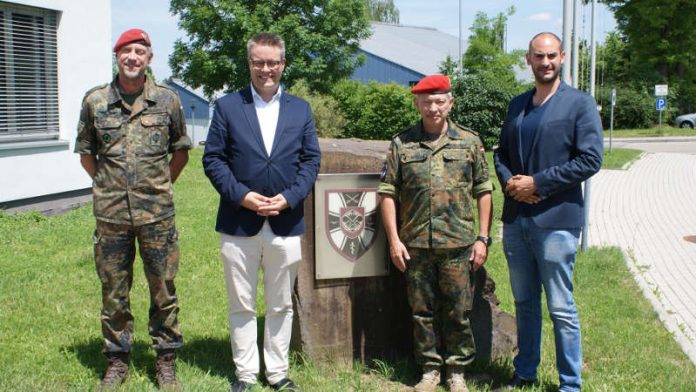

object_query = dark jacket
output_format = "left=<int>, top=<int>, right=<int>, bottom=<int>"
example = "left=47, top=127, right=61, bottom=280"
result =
left=493, top=82, right=603, bottom=228
left=203, top=87, right=321, bottom=236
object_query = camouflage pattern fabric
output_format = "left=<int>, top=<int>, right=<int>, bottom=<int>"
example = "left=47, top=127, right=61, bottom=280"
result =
left=406, top=247, right=476, bottom=367
left=377, top=120, right=493, bottom=249
left=75, top=76, right=192, bottom=226
left=94, top=216, right=183, bottom=353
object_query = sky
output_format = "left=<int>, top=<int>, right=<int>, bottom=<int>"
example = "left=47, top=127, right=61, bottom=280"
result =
left=111, top=0, right=617, bottom=81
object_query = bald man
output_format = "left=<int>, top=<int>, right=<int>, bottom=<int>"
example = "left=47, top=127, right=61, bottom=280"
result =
left=493, top=32, right=603, bottom=392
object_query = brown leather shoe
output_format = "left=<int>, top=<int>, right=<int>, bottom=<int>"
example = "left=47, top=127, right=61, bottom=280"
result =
left=100, top=352, right=129, bottom=389
left=155, top=350, right=181, bottom=391
left=446, top=366, right=469, bottom=392
left=414, top=365, right=441, bottom=392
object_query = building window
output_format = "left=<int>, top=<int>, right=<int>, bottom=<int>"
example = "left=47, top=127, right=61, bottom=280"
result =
left=0, top=2, right=59, bottom=143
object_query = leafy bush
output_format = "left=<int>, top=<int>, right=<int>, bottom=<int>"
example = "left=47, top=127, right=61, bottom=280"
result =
left=287, top=80, right=346, bottom=138
left=449, top=72, right=526, bottom=149
left=597, top=84, right=679, bottom=129
left=330, top=79, right=368, bottom=135
left=331, top=80, right=419, bottom=140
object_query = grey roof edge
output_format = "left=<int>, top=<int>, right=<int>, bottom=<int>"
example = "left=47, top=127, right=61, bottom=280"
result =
left=370, top=21, right=440, bottom=31
left=169, top=79, right=224, bottom=102
left=358, top=49, right=425, bottom=78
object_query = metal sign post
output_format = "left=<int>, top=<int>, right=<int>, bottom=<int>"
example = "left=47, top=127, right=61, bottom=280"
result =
left=655, top=85, right=668, bottom=130
left=656, top=97, right=667, bottom=129
left=609, top=88, right=616, bottom=153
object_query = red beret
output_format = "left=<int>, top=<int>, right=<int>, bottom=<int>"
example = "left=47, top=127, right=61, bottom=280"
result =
left=411, top=74, right=451, bottom=94
left=113, top=29, right=151, bottom=52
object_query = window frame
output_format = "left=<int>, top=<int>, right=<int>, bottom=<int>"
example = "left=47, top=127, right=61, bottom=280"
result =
left=0, top=1, right=60, bottom=145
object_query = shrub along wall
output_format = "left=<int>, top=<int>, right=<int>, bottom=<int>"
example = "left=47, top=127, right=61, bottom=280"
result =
left=331, top=80, right=419, bottom=140
left=300, top=73, right=528, bottom=147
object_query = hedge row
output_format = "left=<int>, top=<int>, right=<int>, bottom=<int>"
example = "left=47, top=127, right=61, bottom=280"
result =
left=291, top=75, right=674, bottom=147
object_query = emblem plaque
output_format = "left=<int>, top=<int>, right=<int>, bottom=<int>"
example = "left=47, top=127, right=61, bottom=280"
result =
left=314, top=173, right=388, bottom=280
left=326, top=191, right=376, bottom=261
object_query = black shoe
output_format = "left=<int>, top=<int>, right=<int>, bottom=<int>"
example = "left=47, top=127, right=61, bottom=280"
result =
left=270, top=378, right=300, bottom=391
left=493, top=375, right=536, bottom=391
left=230, top=380, right=254, bottom=392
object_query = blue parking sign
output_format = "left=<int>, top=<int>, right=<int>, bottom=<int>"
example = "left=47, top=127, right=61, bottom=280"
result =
left=656, top=97, right=667, bottom=111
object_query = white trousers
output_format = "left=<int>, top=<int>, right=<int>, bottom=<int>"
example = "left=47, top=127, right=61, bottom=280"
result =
left=219, top=221, right=302, bottom=385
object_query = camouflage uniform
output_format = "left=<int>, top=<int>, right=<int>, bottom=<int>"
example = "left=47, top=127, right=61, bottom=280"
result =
left=378, top=120, right=493, bottom=367
left=75, top=76, right=191, bottom=353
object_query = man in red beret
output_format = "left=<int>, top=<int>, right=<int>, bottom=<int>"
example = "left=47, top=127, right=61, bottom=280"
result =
left=75, top=28, right=191, bottom=391
left=378, top=74, right=493, bottom=392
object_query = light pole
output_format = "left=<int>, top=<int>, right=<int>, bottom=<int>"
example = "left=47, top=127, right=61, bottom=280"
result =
left=562, top=0, right=573, bottom=85
left=572, top=0, right=580, bottom=88
left=581, top=0, right=598, bottom=252
left=190, top=103, right=196, bottom=145
left=458, top=0, right=462, bottom=74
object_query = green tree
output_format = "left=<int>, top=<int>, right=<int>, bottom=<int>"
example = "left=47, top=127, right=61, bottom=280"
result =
left=331, top=79, right=418, bottom=140
left=438, top=55, right=459, bottom=76
left=602, top=0, right=696, bottom=112
left=449, top=8, right=526, bottom=148
left=599, top=31, right=630, bottom=85
left=287, top=80, right=346, bottom=138
left=364, top=0, right=399, bottom=23
left=449, top=72, right=526, bottom=149
left=461, top=7, right=525, bottom=83
left=169, top=0, right=371, bottom=97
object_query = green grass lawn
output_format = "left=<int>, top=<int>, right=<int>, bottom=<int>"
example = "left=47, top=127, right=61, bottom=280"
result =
left=602, top=148, right=643, bottom=170
left=603, top=126, right=696, bottom=138
left=1, top=149, right=695, bottom=391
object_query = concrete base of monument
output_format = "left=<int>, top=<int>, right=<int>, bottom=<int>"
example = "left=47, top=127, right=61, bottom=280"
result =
left=290, top=141, right=517, bottom=365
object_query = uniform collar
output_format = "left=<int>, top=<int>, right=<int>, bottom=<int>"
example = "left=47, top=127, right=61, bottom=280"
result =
left=417, top=119, right=463, bottom=141
left=108, top=75, right=157, bottom=106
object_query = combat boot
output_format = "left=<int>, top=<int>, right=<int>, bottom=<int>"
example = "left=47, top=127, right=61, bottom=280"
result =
left=446, top=365, right=469, bottom=392
left=100, top=352, right=129, bottom=389
left=414, top=365, right=440, bottom=392
left=155, top=349, right=181, bottom=391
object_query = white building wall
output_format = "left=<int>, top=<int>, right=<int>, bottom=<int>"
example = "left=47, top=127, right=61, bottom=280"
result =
left=187, top=119, right=211, bottom=147
left=0, top=0, right=111, bottom=203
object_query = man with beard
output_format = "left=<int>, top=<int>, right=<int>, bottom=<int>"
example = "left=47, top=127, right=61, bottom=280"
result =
left=75, top=28, right=191, bottom=390
left=492, top=32, right=603, bottom=392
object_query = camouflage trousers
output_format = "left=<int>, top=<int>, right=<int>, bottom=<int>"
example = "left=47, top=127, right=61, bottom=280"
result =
left=93, top=216, right=183, bottom=354
left=406, top=247, right=476, bottom=367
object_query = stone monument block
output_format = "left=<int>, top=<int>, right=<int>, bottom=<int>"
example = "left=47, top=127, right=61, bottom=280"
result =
left=292, top=140, right=517, bottom=363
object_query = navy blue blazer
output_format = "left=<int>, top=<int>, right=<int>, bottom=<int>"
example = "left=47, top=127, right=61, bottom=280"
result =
left=202, top=87, right=321, bottom=236
left=493, top=82, right=603, bottom=228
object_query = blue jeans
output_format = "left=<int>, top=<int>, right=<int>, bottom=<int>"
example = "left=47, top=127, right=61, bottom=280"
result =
left=503, top=216, right=582, bottom=392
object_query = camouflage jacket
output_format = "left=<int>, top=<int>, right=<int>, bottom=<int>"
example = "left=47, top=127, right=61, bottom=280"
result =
left=74, top=77, right=192, bottom=226
left=377, top=120, right=493, bottom=249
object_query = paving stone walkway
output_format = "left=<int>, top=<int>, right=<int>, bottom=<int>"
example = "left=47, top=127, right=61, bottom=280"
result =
left=588, top=151, right=696, bottom=364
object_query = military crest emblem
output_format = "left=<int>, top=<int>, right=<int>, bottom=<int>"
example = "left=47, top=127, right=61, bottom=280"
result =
left=325, top=189, right=378, bottom=261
